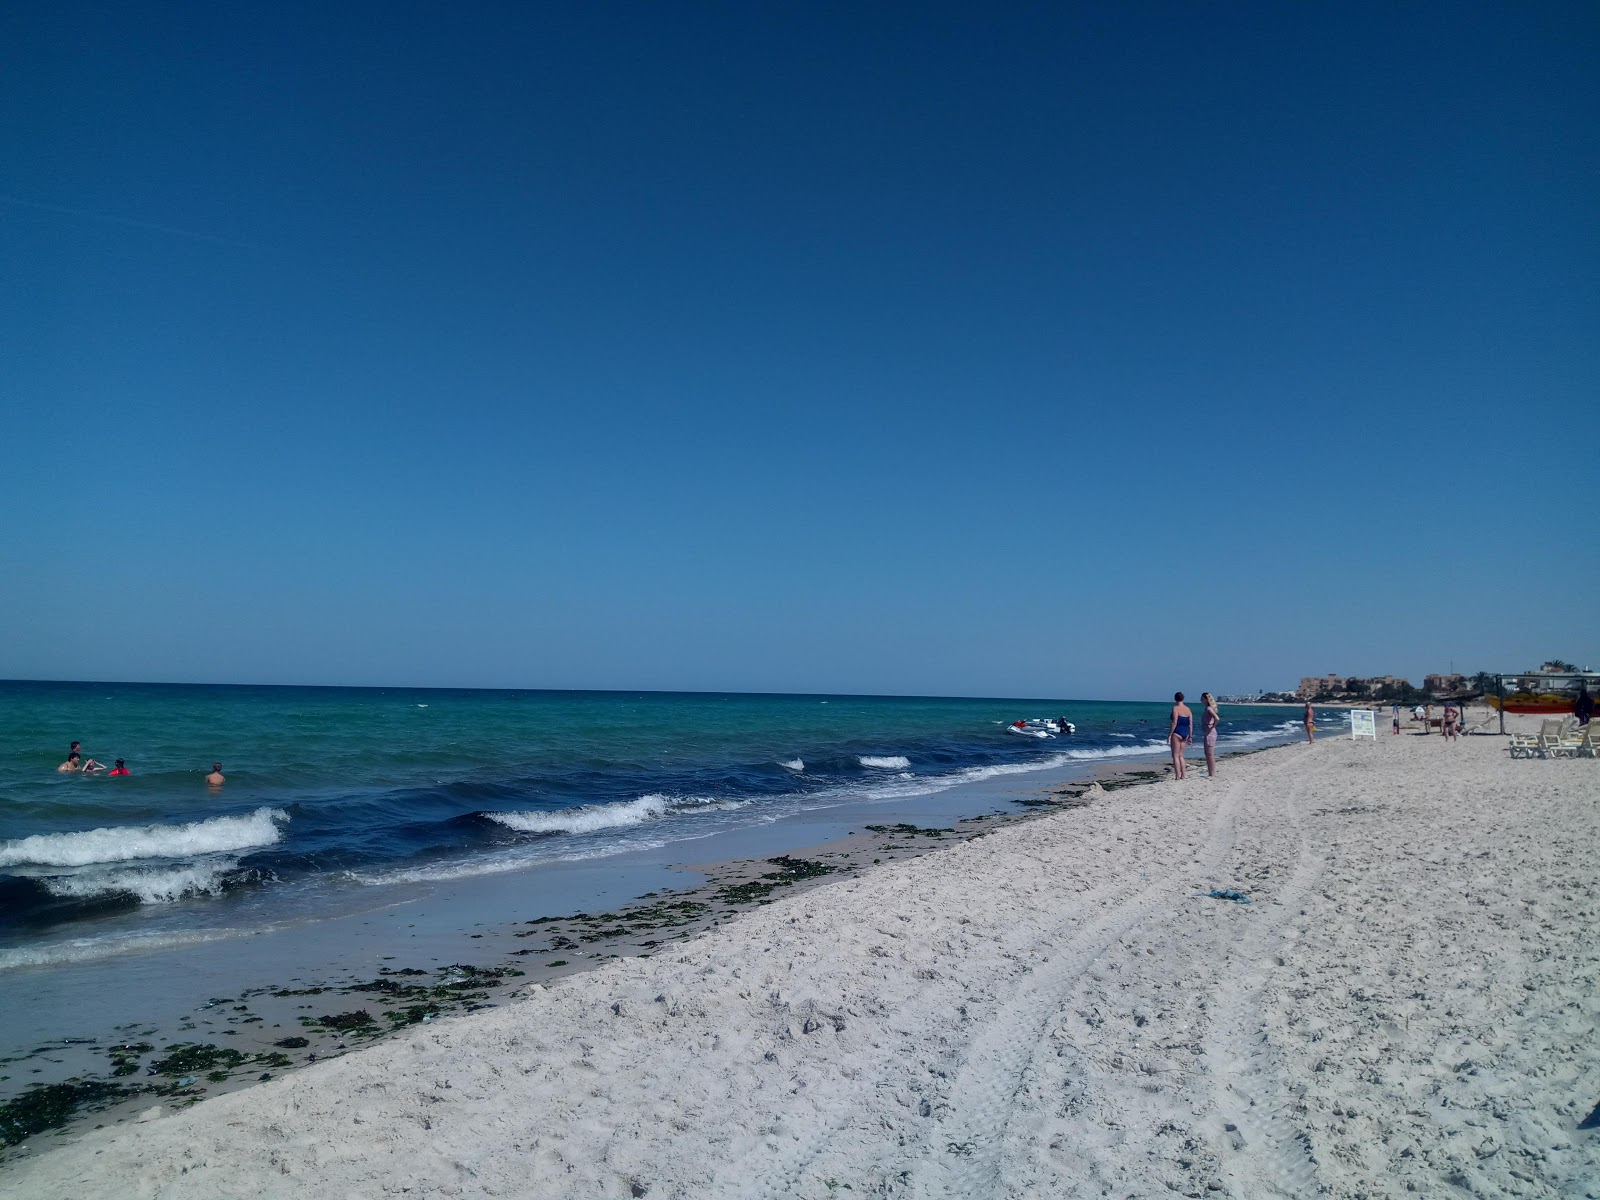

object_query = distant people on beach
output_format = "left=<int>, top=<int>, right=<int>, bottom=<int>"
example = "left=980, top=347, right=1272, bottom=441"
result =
left=1393, top=710, right=1401, bottom=735
left=1200, top=692, right=1219, bottom=777
left=108, top=759, right=130, bottom=776
left=1442, top=703, right=1458, bottom=742
left=206, top=762, right=225, bottom=786
left=1303, top=701, right=1315, bottom=743
left=1168, top=692, right=1192, bottom=780
left=1576, top=687, right=1594, bottom=727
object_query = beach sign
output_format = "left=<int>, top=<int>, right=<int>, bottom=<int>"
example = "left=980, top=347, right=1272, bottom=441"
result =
left=1350, top=709, right=1377, bottom=740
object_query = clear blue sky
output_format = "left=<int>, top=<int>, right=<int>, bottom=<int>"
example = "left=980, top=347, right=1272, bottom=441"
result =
left=3, top=2, right=1596, bottom=698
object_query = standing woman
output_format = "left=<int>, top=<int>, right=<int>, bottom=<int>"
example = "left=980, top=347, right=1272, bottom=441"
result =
left=1168, top=692, right=1193, bottom=780
left=1303, top=700, right=1316, bottom=743
left=1200, top=692, right=1220, bottom=777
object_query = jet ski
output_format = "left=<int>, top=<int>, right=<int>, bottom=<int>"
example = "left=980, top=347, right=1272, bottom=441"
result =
left=1008, top=718, right=1074, bottom=738
left=1009, top=720, right=1051, bottom=738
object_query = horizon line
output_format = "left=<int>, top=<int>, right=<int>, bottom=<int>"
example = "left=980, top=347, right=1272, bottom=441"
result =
left=0, top=676, right=1294, bottom=706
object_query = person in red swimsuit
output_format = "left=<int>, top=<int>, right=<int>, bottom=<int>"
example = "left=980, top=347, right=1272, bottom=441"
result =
left=108, top=759, right=130, bottom=776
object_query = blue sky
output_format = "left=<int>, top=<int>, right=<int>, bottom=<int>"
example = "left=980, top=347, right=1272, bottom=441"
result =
left=3, top=2, right=1596, bottom=698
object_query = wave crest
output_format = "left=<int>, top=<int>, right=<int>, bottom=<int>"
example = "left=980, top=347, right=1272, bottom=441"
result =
left=485, top=794, right=741, bottom=836
left=43, top=861, right=251, bottom=904
left=0, top=808, right=289, bottom=868
left=859, top=756, right=911, bottom=770
left=779, top=759, right=804, bottom=772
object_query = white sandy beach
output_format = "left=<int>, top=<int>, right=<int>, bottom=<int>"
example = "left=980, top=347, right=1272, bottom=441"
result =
left=7, top=715, right=1598, bottom=1198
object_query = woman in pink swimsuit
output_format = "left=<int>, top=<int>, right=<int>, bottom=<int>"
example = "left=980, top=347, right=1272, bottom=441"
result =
left=1200, top=693, right=1220, bottom=777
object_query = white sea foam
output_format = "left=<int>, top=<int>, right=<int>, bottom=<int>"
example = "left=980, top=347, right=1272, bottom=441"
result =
left=43, top=860, right=241, bottom=904
left=0, top=927, right=249, bottom=972
left=859, top=756, right=911, bottom=770
left=348, top=841, right=668, bottom=887
left=1218, top=720, right=1305, bottom=748
left=486, top=794, right=742, bottom=836
left=0, top=808, right=288, bottom=868
left=779, top=759, right=805, bottom=772
left=1059, top=742, right=1170, bottom=760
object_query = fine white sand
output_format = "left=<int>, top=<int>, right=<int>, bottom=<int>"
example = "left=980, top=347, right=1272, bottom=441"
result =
left=9, top=715, right=1598, bottom=1198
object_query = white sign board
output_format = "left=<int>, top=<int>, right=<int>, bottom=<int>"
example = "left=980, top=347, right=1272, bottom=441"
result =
left=1350, top=709, right=1377, bottom=740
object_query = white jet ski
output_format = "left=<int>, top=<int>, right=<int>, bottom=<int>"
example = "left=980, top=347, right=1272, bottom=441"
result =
left=1008, top=722, right=1051, bottom=738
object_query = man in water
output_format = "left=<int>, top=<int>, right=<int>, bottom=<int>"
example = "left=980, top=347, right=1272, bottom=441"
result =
left=57, top=751, right=82, bottom=773
left=206, top=762, right=225, bottom=786
left=108, top=759, right=130, bottom=776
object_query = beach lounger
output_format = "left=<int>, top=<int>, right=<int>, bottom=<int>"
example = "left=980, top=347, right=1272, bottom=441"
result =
left=1507, top=728, right=1540, bottom=758
left=1536, top=718, right=1574, bottom=758
left=1568, top=723, right=1598, bottom=758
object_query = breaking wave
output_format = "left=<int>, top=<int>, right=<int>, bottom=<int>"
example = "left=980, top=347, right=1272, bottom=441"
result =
left=859, top=756, right=911, bottom=770
left=484, top=794, right=743, bottom=836
left=0, top=808, right=289, bottom=868
left=42, top=860, right=251, bottom=904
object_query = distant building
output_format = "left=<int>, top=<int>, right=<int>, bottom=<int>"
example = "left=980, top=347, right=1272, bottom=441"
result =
left=1298, top=674, right=1346, bottom=700
left=1347, top=675, right=1410, bottom=696
left=1424, top=673, right=1465, bottom=695
left=1298, top=674, right=1412, bottom=700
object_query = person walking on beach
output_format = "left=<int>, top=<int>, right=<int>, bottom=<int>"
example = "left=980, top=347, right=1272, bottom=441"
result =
left=1303, top=701, right=1316, bottom=743
left=1200, top=692, right=1220, bottom=778
left=206, top=762, right=225, bottom=787
left=1575, top=687, right=1594, bottom=727
left=1168, top=692, right=1193, bottom=780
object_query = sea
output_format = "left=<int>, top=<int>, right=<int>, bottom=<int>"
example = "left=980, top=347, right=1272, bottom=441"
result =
left=1, top=681, right=1316, bottom=973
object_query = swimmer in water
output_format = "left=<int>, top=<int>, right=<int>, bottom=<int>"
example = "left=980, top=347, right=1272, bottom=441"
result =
left=206, top=762, right=225, bottom=786
left=58, top=751, right=83, bottom=773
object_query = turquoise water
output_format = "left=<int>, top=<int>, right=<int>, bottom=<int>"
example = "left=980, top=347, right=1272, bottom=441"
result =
left=0, top=681, right=1310, bottom=966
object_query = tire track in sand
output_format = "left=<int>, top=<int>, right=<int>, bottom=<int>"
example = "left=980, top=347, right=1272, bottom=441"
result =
left=912, top=756, right=1299, bottom=1197
left=1202, top=767, right=1324, bottom=1198
left=714, top=845, right=1184, bottom=1200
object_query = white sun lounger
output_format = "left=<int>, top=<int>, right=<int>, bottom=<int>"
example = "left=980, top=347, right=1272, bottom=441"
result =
left=1537, top=718, right=1575, bottom=758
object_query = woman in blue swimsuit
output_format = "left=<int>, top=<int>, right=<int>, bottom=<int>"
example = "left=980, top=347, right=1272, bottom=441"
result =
left=1169, top=692, right=1193, bottom=780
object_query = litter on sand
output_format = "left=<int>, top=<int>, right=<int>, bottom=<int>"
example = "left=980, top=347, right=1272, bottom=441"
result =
left=1200, top=889, right=1252, bottom=904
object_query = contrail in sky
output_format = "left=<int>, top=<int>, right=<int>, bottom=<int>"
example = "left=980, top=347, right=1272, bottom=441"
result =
left=0, top=193, right=262, bottom=249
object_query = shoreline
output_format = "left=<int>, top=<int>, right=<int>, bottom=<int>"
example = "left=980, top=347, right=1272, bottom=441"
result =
left=0, top=712, right=1506, bottom=1166
left=5, top=713, right=1594, bottom=1196
left=0, top=754, right=1185, bottom=1158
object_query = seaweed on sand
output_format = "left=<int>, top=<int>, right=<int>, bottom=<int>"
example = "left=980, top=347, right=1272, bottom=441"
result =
left=864, top=824, right=952, bottom=838
left=1100, top=770, right=1161, bottom=791
left=714, top=857, right=837, bottom=905
left=306, top=1010, right=378, bottom=1033
left=1, top=1079, right=142, bottom=1147
left=148, top=1044, right=248, bottom=1077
